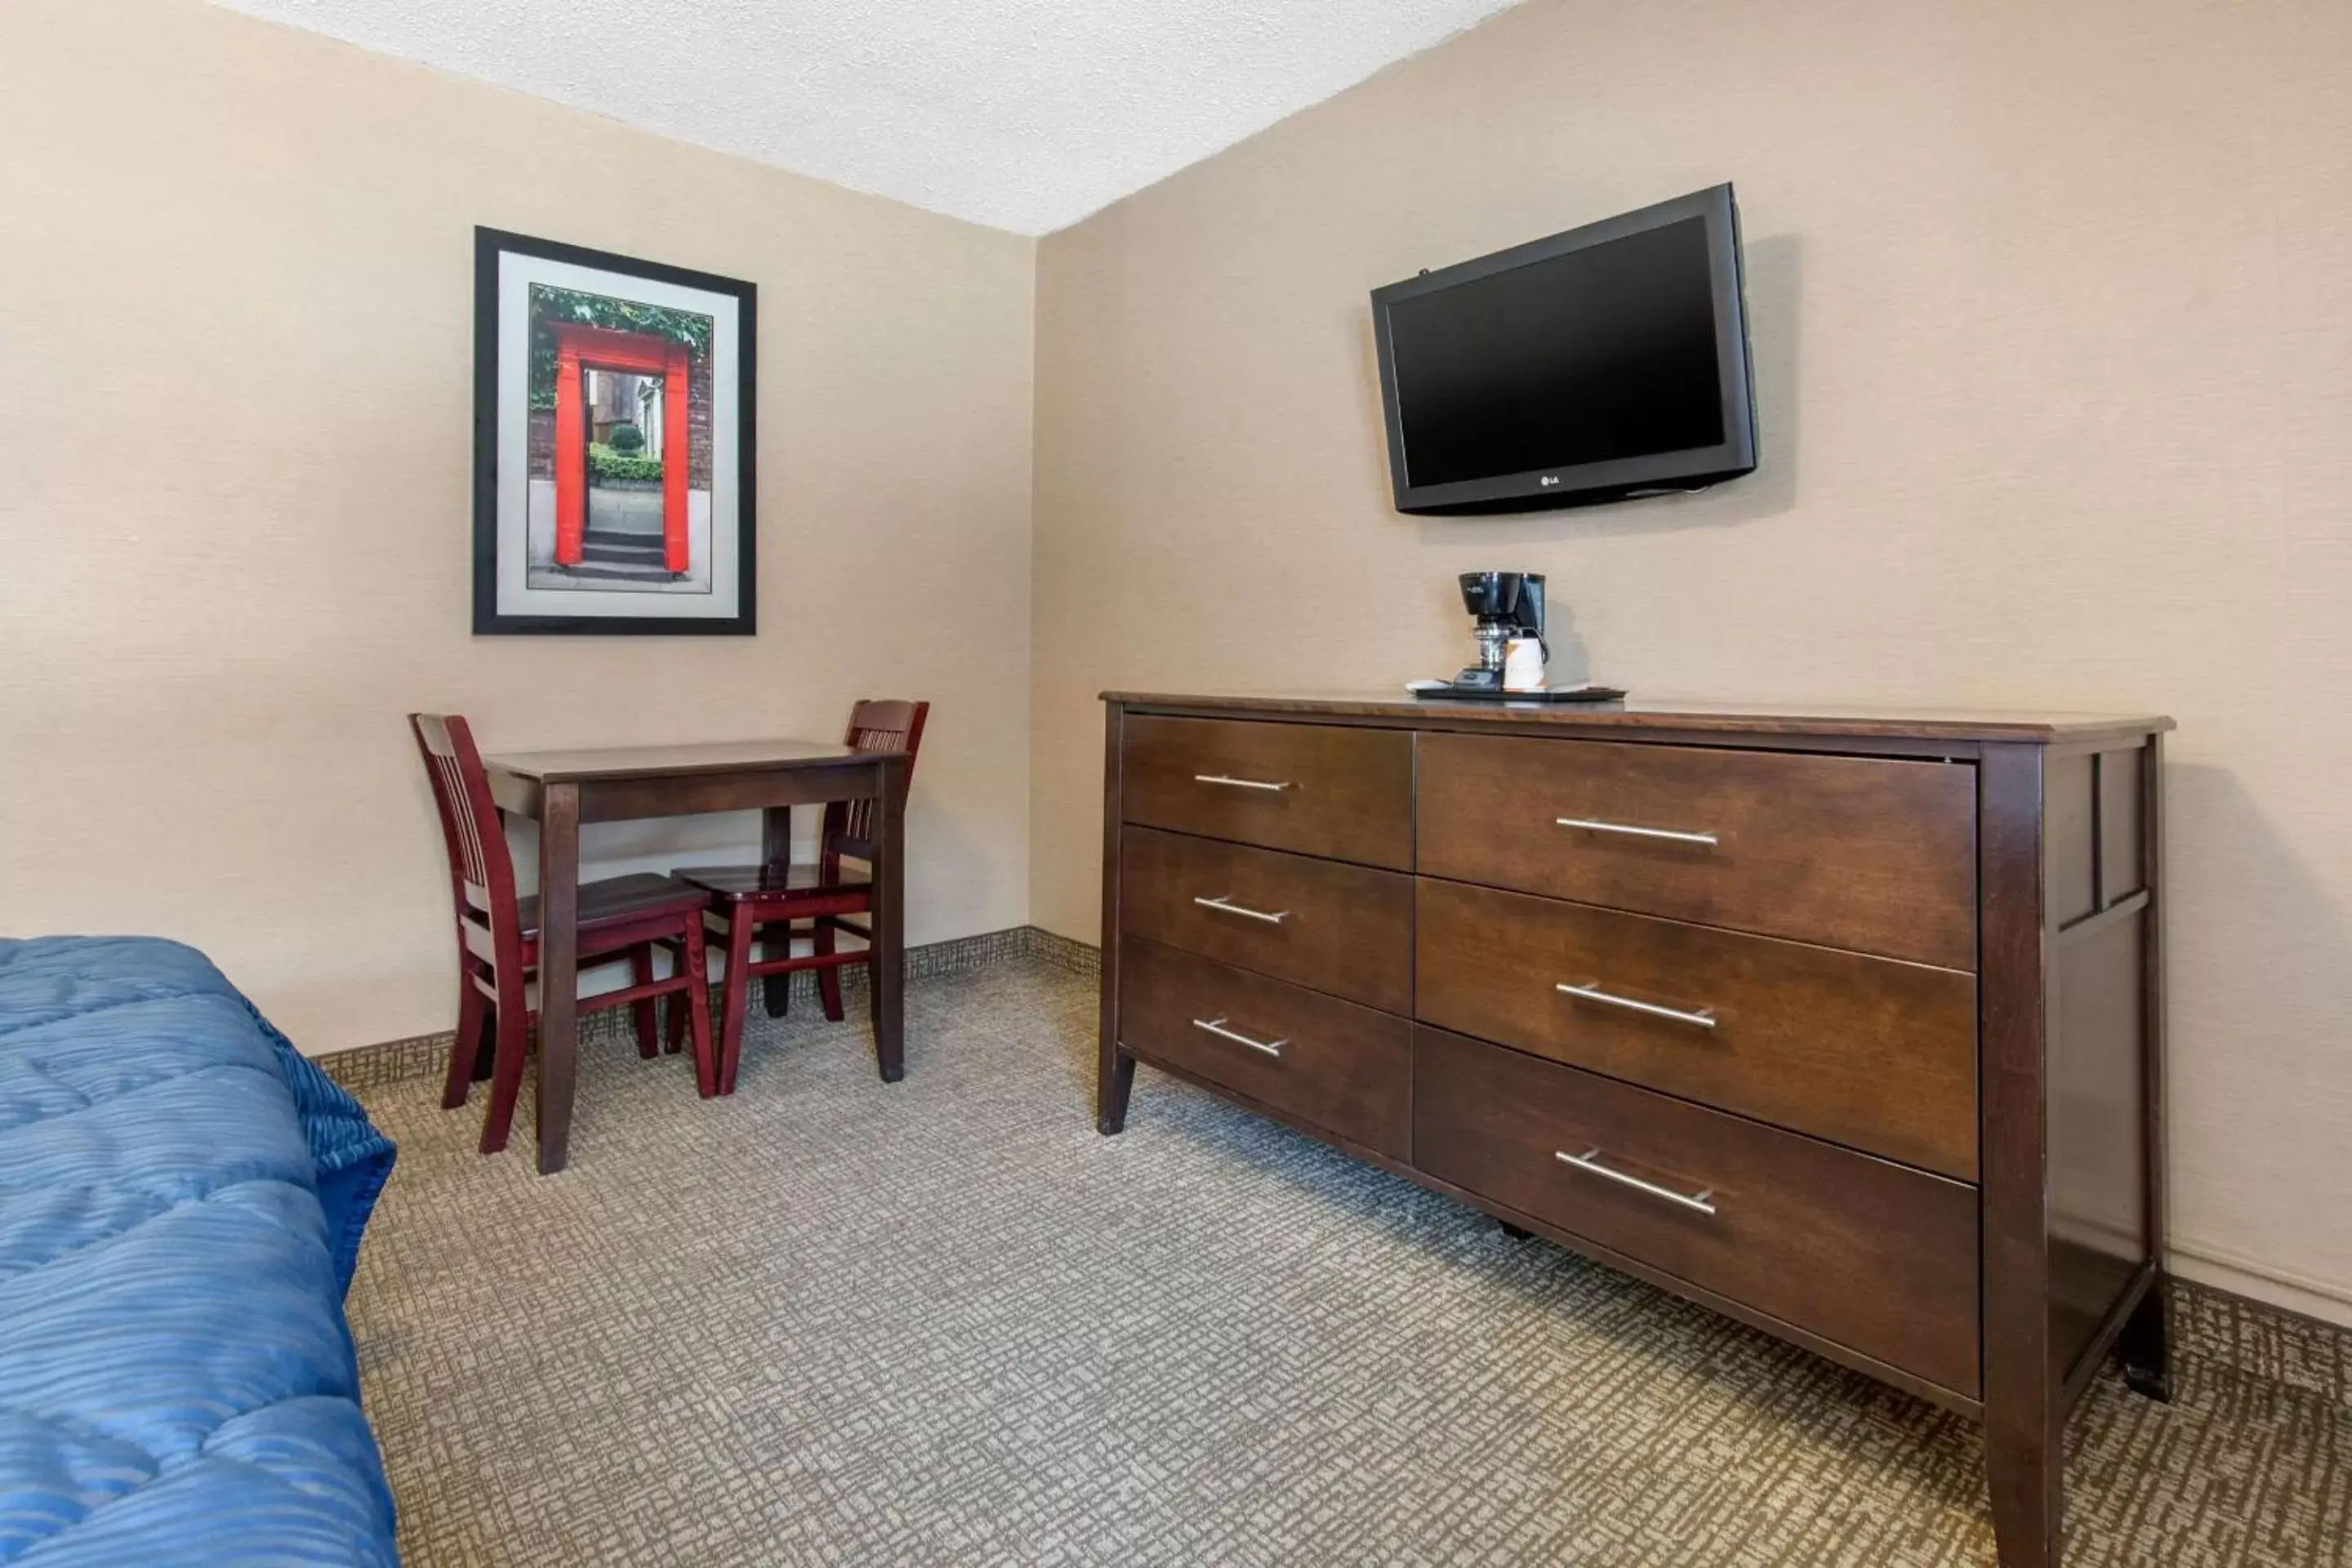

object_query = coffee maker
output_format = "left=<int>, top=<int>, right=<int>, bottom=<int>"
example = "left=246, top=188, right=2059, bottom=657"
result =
left=1411, top=570, right=1624, bottom=703
left=1455, top=570, right=1545, bottom=693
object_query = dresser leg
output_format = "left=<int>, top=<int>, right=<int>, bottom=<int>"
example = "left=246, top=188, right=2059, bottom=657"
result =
left=1098, top=1045, right=1135, bottom=1135
left=1986, top=1428, right=2060, bottom=1568
left=2118, top=1276, right=2173, bottom=1403
left=1497, top=1220, right=1532, bottom=1241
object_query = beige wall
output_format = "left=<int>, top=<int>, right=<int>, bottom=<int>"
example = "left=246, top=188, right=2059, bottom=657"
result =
left=7, top=0, right=2349, bottom=1328
left=0, top=0, right=1036, bottom=1052
left=1031, top=0, right=2352, bottom=1321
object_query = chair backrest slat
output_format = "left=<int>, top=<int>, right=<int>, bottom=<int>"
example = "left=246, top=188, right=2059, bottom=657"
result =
left=825, top=699, right=929, bottom=864
left=409, top=713, right=526, bottom=974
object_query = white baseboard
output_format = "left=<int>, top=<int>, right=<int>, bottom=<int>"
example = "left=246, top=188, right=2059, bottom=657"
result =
left=2172, top=1241, right=2352, bottom=1330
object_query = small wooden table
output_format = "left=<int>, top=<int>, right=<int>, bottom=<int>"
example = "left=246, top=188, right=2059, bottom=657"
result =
left=484, top=738, right=911, bottom=1174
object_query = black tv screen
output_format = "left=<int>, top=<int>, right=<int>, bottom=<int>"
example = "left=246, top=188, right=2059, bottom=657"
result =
left=1372, top=185, right=1756, bottom=514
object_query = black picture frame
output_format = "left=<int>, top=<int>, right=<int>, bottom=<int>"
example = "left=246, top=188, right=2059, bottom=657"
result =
left=472, top=227, right=758, bottom=635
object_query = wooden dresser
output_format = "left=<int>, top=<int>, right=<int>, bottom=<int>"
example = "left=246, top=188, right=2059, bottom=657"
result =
left=1095, top=692, right=2173, bottom=1568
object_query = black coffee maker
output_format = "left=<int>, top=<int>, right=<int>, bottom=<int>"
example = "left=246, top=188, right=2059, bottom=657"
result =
left=1411, top=570, right=1624, bottom=703
left=1452, top=571, right=1545, bottom=692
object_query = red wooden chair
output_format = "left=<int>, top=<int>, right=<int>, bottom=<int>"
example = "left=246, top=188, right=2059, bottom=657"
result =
left=410, top=713, right=718, bottom=1152
left=675, top=700, right=929, bottom=1094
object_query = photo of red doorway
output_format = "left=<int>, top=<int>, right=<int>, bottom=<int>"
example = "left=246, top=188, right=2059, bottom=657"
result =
left=475, top=228, right=755, bottom=637
left=523, top=283, right=715, bottom=595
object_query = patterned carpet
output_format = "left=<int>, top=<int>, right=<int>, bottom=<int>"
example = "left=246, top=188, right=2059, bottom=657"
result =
left=347, top=961, right=2350, bottom=1566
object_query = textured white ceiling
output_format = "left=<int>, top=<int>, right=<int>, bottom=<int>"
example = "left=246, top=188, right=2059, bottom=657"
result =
left=207, top=0, right=1527, bottom=234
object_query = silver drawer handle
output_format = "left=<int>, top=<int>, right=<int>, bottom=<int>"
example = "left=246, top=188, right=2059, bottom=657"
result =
left=1557, top=1147, right=1718, bottom=1216
left=1556, top=816, right=1719, bottom=848
left=1195, top=773, right=1294, bottom=792
left=1192, top=1017, right=1285, bottom=1057
left=1556, top=981, right=1717, bottom=1031
left=1193, top=894, right=1289, bottom=925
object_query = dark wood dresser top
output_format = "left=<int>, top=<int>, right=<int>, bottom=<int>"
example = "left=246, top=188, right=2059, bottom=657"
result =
left=1102, top=691, right=2173, bottom=746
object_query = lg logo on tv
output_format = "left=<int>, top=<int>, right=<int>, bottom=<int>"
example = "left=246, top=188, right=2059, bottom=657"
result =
left=1539, top=474, right=1561, bottom=487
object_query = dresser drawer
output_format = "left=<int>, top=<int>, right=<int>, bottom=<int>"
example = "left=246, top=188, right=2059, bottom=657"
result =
left=1416, top=733, right=1977, bottom=969
left=1416, top=880, right=1977, bottom=1179
left=1414, top=1027, right=1980, bottom=1396
left=1122, top=715, right=1412, bottom=869
left=1119, top=828, right=1413, bottom=1013
left=1119, top=938, right=1411, bottom=1157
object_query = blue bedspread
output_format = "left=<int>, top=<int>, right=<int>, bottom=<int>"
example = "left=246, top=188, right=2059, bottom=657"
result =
left=0, top=937, right=398, bottom=1566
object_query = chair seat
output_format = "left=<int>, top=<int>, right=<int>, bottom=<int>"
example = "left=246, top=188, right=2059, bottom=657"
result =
left=678, top=862, right=871, bottom=902
left=514, top=872, right=712, bottom=936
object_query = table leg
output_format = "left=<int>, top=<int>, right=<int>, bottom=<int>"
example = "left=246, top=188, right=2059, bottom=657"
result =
left=869, top=757, right=906, bottom=1082
left=535, top=782, right=581, bottom=1174
left=761, top=804, right=792, bottom=1018
left=2119, top=1274, right=2174, bottom=1403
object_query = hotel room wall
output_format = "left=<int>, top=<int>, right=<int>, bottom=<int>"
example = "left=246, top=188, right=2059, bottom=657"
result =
left=1030, top=0, right=2352, bottom=1321
left=0, top=0, right=1038, bottom=1051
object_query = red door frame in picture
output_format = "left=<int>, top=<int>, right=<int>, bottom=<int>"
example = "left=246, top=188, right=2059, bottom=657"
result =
left=549, top=323, right=692, bottom=573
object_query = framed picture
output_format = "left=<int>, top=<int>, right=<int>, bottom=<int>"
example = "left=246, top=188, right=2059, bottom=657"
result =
left=472, top=228, right=756, bottom=635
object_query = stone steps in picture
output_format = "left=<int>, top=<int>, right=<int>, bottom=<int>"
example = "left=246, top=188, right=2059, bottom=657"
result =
left=574, top=528, right=674, bottom=577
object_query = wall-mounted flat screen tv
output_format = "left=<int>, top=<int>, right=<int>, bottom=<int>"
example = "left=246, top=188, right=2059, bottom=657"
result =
left=1371, top=184, right=1757, bottom=515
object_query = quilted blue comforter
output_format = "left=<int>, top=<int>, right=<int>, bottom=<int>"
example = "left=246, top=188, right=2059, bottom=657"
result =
left=0, top=937, right=399, bottom=1566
